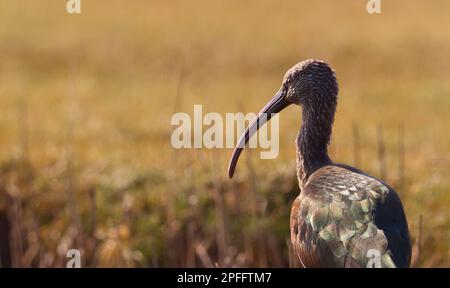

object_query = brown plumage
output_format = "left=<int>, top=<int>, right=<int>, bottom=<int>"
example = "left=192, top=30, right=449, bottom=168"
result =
left=228, top=59, right=411, bottom=268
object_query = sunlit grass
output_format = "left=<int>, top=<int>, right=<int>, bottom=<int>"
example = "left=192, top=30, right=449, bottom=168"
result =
left=0, top=0, right=448, bottom=267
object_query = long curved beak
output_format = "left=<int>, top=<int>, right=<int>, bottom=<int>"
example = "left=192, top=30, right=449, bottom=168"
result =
left=228, top=88, right=290, bottom=178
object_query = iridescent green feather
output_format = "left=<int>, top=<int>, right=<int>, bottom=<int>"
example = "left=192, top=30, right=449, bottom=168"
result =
left=296, top=166, right=398, bottom=267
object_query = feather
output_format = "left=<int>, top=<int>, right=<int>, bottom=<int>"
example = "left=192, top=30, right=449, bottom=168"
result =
left=359, top=198, right=371, bottom=214
left=360, top=222, right=377, bottom=239
left=381, top=253, right=397, bottom=268
left=329, top=201, right=343, bottom=221
left=311, top=205, right=330, bottom=231
left=349, top=193, right=364, bottom=201
left=339, top=189, right=350, bottom=196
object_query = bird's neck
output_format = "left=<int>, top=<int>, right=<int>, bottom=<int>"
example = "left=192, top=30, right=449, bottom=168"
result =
left=296, top=101, right=335, bottom=187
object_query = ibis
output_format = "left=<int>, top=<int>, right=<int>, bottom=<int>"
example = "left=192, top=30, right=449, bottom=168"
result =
left=228, top=59, right=411, bottom=268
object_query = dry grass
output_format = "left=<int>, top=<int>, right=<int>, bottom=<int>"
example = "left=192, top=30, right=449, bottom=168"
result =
left=0, top=0, right=448, bottom=267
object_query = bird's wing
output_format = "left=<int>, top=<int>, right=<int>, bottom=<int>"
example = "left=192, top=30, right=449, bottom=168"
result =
left=291, top=165, right=408, bottom=268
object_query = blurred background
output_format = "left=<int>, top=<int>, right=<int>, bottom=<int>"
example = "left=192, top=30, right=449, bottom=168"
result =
left=0, top=0, right=448, bottom=267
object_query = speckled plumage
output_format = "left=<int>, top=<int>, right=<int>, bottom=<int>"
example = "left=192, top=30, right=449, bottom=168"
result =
left=228, top=59, right=411, bottom=268
left=290, top=165, right=410, bottom=267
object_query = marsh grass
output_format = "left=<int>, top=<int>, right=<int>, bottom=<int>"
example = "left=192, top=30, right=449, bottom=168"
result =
left=0, top=0, right=448, bottom=267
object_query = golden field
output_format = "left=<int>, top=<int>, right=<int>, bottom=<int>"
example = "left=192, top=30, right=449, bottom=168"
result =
left=0, top=0, right=448, bottom=267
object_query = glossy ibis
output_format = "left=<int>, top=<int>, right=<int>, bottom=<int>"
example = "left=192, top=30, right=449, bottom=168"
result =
left=228, top=59, right=411, bottom=268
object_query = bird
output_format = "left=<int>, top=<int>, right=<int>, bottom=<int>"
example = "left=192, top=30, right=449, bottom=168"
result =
left=227, top=59, right=411, bottom=268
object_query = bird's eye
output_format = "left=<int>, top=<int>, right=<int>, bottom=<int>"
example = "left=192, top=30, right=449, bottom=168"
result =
left=286, top=87, right=295, bottom=100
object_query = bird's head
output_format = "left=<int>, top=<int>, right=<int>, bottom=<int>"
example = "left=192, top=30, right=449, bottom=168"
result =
left=228, top=59, right=338, bottom=178
left=282, top=59, right=338, bottom=107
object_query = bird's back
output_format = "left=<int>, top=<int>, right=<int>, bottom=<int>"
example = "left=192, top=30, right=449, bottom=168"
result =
left=290, top=165, right=411, bottom=268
